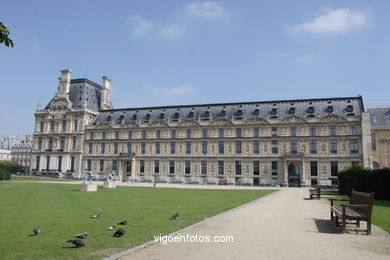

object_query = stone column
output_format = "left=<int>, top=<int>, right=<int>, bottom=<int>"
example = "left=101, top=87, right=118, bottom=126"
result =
left=131, top=157, right=136, bottom=182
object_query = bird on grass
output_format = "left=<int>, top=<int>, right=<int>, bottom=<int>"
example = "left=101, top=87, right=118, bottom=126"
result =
left=118, top=220, right=128, bottom=225
left=75, top=232, right=88, bottom=239
left=67, top=239, right=85, bottom=248
left=90, top=214, right=100, bottom=219
left=107, top=226, right=115, bottom=231
left=33, top=229, right=41, bottom=235
left=170, top=212, right=179, bottom=220
left=113, top=228, right=125, bottom=237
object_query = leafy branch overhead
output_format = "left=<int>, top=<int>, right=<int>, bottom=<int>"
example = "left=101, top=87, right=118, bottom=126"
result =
left=0, top=22, right=14, bottom=47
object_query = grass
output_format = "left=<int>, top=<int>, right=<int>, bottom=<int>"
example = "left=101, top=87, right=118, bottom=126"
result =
left=0, top=182, right=276, bottom=260
left=320, top=190, right=340, bottom=196
left=10, top=176, right=75, bottom=182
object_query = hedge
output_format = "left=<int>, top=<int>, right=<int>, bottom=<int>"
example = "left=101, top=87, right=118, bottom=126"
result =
left=338, top=166, right=390, bottom=200
left=0, top=168, right=11, bottom=181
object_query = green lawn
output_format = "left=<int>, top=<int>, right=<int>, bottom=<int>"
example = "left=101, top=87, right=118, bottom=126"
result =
left=320, top=190, right=340, bottom=196
left=10, top=176, right=75, bottom=182
left=0, top=182, right=276, bottom=260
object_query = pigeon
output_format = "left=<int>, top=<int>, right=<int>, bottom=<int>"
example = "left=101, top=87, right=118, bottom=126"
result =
left=107, top=226, right=115, bottom=231
left=90, top=214, right=100, bottom=219
left=67, top=239, right=85, bottom=248
left=75, top=232, right=88, bottom=239
left=33, top=229, right=41, bottom=235
left=113, top=228, right=125, bottom=237
left=170, top=212, right=179, bottom=220
left=118, top=220, right=128, bottom=225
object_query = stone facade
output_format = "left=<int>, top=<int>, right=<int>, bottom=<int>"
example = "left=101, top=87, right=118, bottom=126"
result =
left=11, top=136, right=32, bottom=172
left=0, top=149, right=12, bottom=161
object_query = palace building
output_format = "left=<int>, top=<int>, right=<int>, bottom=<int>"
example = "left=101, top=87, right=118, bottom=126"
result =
left=31, top=70, right=373, bottom=186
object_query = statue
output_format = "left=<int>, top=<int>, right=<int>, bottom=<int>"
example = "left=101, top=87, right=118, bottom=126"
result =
left=83, top=170, right=94, bottom=184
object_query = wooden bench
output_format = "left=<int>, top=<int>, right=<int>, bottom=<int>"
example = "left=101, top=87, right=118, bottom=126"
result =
left=310, top=187, right=321, bottom=199
left=330, top=190, right=375, bottom=234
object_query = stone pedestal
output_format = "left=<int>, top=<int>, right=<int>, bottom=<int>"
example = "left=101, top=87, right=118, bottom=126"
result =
left=103, top=181, right=116, bottom=188
left=80, top=183, right=98, bottom=192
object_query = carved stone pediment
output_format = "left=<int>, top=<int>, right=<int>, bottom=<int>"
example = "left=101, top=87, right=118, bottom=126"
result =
left=243, top=117, right=269, bottom=125
left=320, top=114, right=348, bottom=122
left=93, top=123, right=114, bottom=129
left=120, top=122, right=140, bottom=128
left=149, top=121, right=170, bottom=128
left=280, top=115, right=308, bottom=123
left=210, top=118, right=233, bottom=126
left=178, top=120, right=200, bottom=127
left=50, top=97, right=73, bottom=111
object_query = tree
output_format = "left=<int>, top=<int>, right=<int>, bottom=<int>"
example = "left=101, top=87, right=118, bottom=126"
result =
left=0, top=22, right=14, bottom=47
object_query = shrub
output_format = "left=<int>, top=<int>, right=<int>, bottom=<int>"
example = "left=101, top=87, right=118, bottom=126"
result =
left=0, top=161, right=24, bottom=174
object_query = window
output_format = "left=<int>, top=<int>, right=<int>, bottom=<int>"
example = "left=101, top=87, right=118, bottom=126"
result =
left=371, top=134, right=376, bottom=151
left=156, top=130, right=161, bottom=139
left=218, top=141, right=224, bottom=154
left=112, top=160, right=117, bottom=171
left=38, top=137, right=43, bottom=150
left=201, top=161, right=207, bottom=175
left=202, top=129, right=208, bottom=138
left=58, top=156, right=62, bottom=171
left=310, top=161, right=318, bottom=176
left=142, top=130, right=147, bottom=139
left=169, top=160, right=175, bottom=174
left=350, top=126, right=357, bottom=136
left=62, top=120, right=67, bottom=132
left=46, top=156, right=50, bottom=170
left=36, top=156, right=40, bottom=170
left=235, top=161, right=241, bottom=175
left=128, top=131, right=133, bottom=139
left=186, top=129, right=192, bottom=138
left=127, top=142, right=132, bottom=153
left=330, top=140, right=337, bottom=154
left=272, top=161, right=277, bottom=176
left=290, top=127, right=297, bottom=136
left=185, top=160, right=191, bottom=174
left=331, top=161, right=338, bottom=176
left=74, top=120, right=78, bottom=131
left=99, top=160, right=104, bottom=172
left=272, top=127, right=277, bottom=137
left=154, top=160, right=160, bottom=173
left=352, top=161, right=360, bottom=166
left=141, top=142, right=146, bottom=154
left=89, top=132, right=94, bottom=140
left=88, top=143, right=93, bottom=153
left=126, top=161, right=132, bottom=173
left=253, top=141, right=260, bottom=154
left=309, top=126, right=316, bottom=136
left=155, top=142, right=160, bottom=154
left=171, top=130, right=176, bottom=138
left=310, top=140, right=317, bottom=154
left=218, top=161, right=224, bottom=175
left=253, top=161, right=260, bottom=175
left=72, top=136, right=77, bottom=150
left=114, top=142, right=119, bottom=154
left=202, top=141, right=207, bottom=154
left=101, top=142, right=105, bottom=154
left=170, top=141, right=175, bottom=154
left=115, top=131, right=119, bottom=140
left=290, top=140, right=297, bottom=153
left=70, top=156, right=75, bottom=171
left=50, top=121, right=55, bottom=132
left=350, top=139, right=358, bottom=154
left=330, top=125, right=336, bottom=136
left=140, top=160, right=145, bottom=173
left=102, top=131, right=106, bottom=139
left=186, top=141, right=191, bottom=154
left=219, top=128, right=224, bottom=138
left=254, top=127, right=259, bottom=137
left=236, top=141, right=242, bottom=154
left=272, top=140, right=278, bottom=154
left=87, top=159, right=92, bottom=171
left=40, top=121, right=44, bottom=133
left=236, top=128, right=242, bottom=137
left=48, top=137, right=53, bottom=150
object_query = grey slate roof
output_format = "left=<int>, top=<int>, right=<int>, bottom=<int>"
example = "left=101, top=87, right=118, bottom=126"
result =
left=92, top=96, right=364, bottom=125
left=367, top=107, right=390, bottom=128
left=45, top=78, right=103, bottom=110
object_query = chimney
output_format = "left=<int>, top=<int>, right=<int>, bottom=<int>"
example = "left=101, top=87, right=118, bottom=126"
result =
left=57, top=69, right=72, bottom=97
left=101, top=76, right=112, bottom=109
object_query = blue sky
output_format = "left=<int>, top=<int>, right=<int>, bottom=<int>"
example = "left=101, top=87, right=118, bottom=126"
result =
left=1, top=0, right=389, bottom=137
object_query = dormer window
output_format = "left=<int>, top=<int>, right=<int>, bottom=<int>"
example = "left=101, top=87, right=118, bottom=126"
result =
left=118, top=115, right=124, bottom=124
left=253, top=108, right=260, bottom=116
left=326, top=105, right=334, bottom=114
left=144, top=113, right=151, bottom=123
left=202, top=108, right=210, bottom=120
left=346, top=105, right=354, bottom=116
left=234, top=106, right=243, bottom=119
left=172, top=111, right=180, bottom=122
left=131, top=114, right=137, bottom=121
left=188, top=110, right=195, bottom=119
left=106, top=115, right=112, bottom=123
left=288, top=107, right=295, bottom=115
left=159, top=112, right=165, bottom=120
left=218, top=108, right=226, bottom=118
left=269, top=108, right=278, bottom=119
left=306, top=106, right=315, bottom=117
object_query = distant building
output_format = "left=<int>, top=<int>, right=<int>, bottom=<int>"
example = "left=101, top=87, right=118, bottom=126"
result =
left=0, top=136, right=21, bottom=150
left=11, top=136, right=32, bottom=173
left=0, top=149, right=12, bottom=161
left=367, top=107, right=390, bottom=169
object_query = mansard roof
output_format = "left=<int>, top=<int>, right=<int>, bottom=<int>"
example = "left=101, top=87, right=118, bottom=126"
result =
left=92, top=96, right=364, bottom=126
left=367, top=106, right=390, bottom=128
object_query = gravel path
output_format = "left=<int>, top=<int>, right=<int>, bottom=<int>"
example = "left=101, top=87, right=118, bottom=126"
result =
left=114, top=188, right=390, bottom=260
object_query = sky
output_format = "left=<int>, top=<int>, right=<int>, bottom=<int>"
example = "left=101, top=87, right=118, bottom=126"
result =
left=1, top=0, right=389, bottom=137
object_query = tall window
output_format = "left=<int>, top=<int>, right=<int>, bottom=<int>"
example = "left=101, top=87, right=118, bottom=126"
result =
left=171, top=130, right=176, bottom=138
left=156, top=130, right=161, bottom=139
left=40, top=121, right=44, bottom=133
left=74, top=120, right=78, bottom=131
left=330, top=140, right=337, bottom=154
left=46, top=156, right=50, bottom=170
left=89, top=131, right=94, bottom=140
left=127, top=142, right=132, bottom=153
left=58, top=156, right=62, bottom=171
left=310, top=161, right=318, bottom=176
left=114, top=142, right=119, bottom=154
left=371, top=134, right=376, bottom=151
left=253, top=141, right=260, bottom=154
left=235, top=161, right=242, bottom=175
left=201, top=161, right=207, bottom=175
left=185, top=160, right=191, bottom=174
left=50, top=121, right=55, bottom=132
left=272, top=127, right=277, bottom=137
left=253, top=161, right=260, bottom=175
left=310, top=140, right=317, bottom=154
left=290, top=140, right=297, bottom=153
left=72, top=136, right=77, bottom=150
left=170, top=141, right=175, bottom=154
left=331, top=161, right=338, bottom=176
left=38, top=137, right=43, bottom=150
left=142, top=130, right=147, bottom=139
left=102, top=131, right=106, bottom=139
left=154, top=160, right=160, bottom=173
left=99, top=160, right=104, bottom=172
left=309, top=126, right=316, bottom=136
left=62, top=120, right=67, bottom=132
left=254, top=127, right=259, bottom=137
left=115, top=131, right=119, bottom=140
left=88, top=143, right=93, bottom=153
left=155, top=142, right=160, bottom=154
left=140, top=160, right=145, bottom=173
left=48, top=137, right=53, bottom=150
left=112, top=160, right=117, bottom=171
left=186, top=141, right=191, bottom=154
left=87, top=159, right=92, bottom=171
left=290, top=127, right=297, bottom=136
left=141, top=142, right=146, bottom=154
left=236, top=141, right=242, bottom=154
left=218, top=161, right=224, bottom=175
left=202, top=141, right=207, bottom=154
left=101, top=142, right=105, bottom=154
left=186, top=129, right=192, bottom=138
left=36, top=156, right=40, bottom=170
left=169, top=160, right=175, bottom=174
left=350, top=139, right=358, bottom=153
left=236, top=128, right=242, bottom=137
left=219, top=128, right=224, bottom=138
left=70, top=156, right=75, bottom=171
left=349, top=126, right=357, bottom=135
left=272, top=140, right=278, bottom=154
left=128, top=131, right=133, bottom=139
left=202, top=129, right=208, bottom=138
left=330, top=125, right=337, bottom=136
left=271, top=161, right=278, bottom=176
left=218, top=141, right=224, bottom=154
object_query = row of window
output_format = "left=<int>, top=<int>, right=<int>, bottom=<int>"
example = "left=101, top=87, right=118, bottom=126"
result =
left=38, top=136, right=79, bottom=151
left=35, top=155, right=76, bottom=172
left=90, top=139, right=360, bottom=155
left=39, top=120, right=79, bottom=133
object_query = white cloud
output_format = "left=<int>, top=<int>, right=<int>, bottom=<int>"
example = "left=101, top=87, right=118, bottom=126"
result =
left=185, top=2, right=229, bottom=19
left=159, top=24, right=187, bottom=40
left=128, top=16, right=185, bottom=39
left=128, top=15, right=155, bottom=36
left=151, top=84, right=198, bottom=97
left=293, top=53, right=317, bottom=64
left=287, top=8, right=367, bottom=35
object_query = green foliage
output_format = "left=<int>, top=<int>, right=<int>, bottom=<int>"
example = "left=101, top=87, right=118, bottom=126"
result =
left=0, top=160, right=24, bottom=174
left=338, top=166, right=390, bottom=199
left=0, top=168, right=11, bottom=181
left=0, top=22, right=14, bottom=47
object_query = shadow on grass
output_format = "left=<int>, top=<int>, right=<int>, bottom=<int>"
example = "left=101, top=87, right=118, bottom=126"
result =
left=313, top=218, right=343, bottom=234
